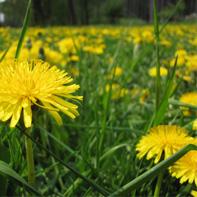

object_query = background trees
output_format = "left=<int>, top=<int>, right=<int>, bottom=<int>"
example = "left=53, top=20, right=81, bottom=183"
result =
left=0, top=0, right=196, bottom=26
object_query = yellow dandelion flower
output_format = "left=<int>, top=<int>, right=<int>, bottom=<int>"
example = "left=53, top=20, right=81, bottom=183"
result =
left=175, top=49, right=187, bottom=57
left=169, top=150, right=197, bottom=186
left=105, top=83, right=128, bottom=100
left=133, top=36, right=141, bottom=44
left=108, top=66, right=123, bottom=78
left=83, top=45, right=104, bottom=55
left=69, top=55, right=80, bottom=62
left=136, top=125, right=193, bottom=163
left=0, top=60, right=82, bottom=128
left=170, top=57, right=185, bottom=67
left=191, top=190, right=197, bottom=197
left=142, top=31, right=154, bottom=43
left=180, top=92, right=197, bottom=106
left=189, top=37, right=197, bottom=46
left=186, top=55, right=197, bottom=72
left=193, top=119, right=197, bottom=130
left=170, top=49, right=188, bottom=67
left=44, top=48, right=64, bottom=65
left=58, top=38, right=77, bottom=54
left=148, top=66, right=168, bottom=77
left=113, top=66, right=123, bottom=77
left=182, top=75, right=192, bottom=82
left=180, top=92, right=197, bottom=116
left=160, top=39, right=171, bottom=47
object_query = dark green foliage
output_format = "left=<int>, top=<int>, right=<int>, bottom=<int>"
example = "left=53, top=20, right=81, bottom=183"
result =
left=0, top=0, right=196, bottom=26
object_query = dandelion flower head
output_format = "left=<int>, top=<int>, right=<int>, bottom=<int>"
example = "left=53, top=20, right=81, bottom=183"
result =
left=191, top=190, right=197, bottom=197
left=169, top=150, right=197, bottom=186
left=148, top=66, right=168, bottom=77
left=136, top=125, right=193, bottom=163
left=0, top=59, right=82, bottom=128
left=179, top=92, right=197, bottom=116
left=180, top=92, right=197, bottom=106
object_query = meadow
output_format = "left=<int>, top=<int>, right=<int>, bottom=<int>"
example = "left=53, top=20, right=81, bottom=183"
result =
left=0, top=22, right=196, bottom=196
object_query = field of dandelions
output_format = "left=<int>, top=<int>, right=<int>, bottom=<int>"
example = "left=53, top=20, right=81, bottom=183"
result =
left=0, top=7, right=197, bottom=197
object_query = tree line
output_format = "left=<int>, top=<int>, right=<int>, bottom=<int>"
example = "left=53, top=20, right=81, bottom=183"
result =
left=0, top=0, right=197, bottom=26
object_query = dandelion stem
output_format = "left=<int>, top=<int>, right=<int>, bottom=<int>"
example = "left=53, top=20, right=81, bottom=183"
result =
left=20, top=126, right=109, bottom=196
left=25, top=127, right=35, bottom=186
left=153, top=172, right=163, bottom=197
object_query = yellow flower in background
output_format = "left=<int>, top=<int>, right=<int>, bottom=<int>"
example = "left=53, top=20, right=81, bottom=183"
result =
left=180, top=92, right=197, bottom=106
left=0, top=60, right=82, bottom=128
left=69, top=55, right=80, bottom=62
left=179, top=92, right=197, bottom=116
left=133, top=36, right=141, bottom=44
left=44, top=47, right=64, bottom=65
left=170, top=49, right=188, bottom=67
left=186, top=55, right=197, bottom=72
left=83, top=45, right=104, bottom=55
left=136, top=125, right=193, bottom=163
left=175, top=70, right=192, bottom=82
left=169, top=150, right=197, bottom=186
left=160, top=39, right=171, bottom=47
left=4, top=45, right=30, bottom=61
left=189, top=37, right=197, bottom=46
left=182, top=75, right=192, bottom=82
left=108, top=66, right=123, bottom=78
left=142, top=30, right=154, bottom=43
left=175, top=49, right=187, bottom=57
left=113, top=66, right=123, bottom=77
left=193, top=119, right=197, bottom=130
left=58, top=38, right=77, bottom=54
left=105, top=83, right=128, bottom=100
left=148, top=66, right=168, bottom=77
left=170, top=57, right=185, bottom=67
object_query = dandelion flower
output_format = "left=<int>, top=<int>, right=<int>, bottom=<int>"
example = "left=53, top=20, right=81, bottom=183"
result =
left=136, top=125, right=193, bottom=163
left=160, top=39, right=171, bottom=47
left=169, top=150, right=197, bottom=186
left=112, top=66, right=123, bottom=77
left=170, top=49, right=188, bottom=67
left=191, top=190, right=197, bottom=197
left=105, top=83, right=128, bottom=100
left=148, top=66, right=168, bottom=77
left=186, top=54, right=197, bottom=72
left=0, top=60, right=82, bottom=128
left=175, top=49, right=187, bottom=57
left=180, top=92, right=197, bottom=106
left=108, top=66, right=123, bottom=78
left=193, top=119, right=197, bottom=130
left=180, top=92, right=197, bottom=116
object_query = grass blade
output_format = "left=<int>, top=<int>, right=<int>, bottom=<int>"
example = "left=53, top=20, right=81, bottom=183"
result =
left=109, top=144, right=197, bottom=196
left=100, top=144, right=128, bottom=161
left=15, top=0, right=31, bottom=59
left=0, top=160, right=41, bottom=196
left=153, top=0, right=161, bottom=112
left=169, top=99, right=197, bottom=111
left=0, top=46, right=10, bottom=62
left=153, top=56, right=178, bottom=125
left=159, top=0, right=183, bottom=33
left=19, top=126, right=110, bottom=196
